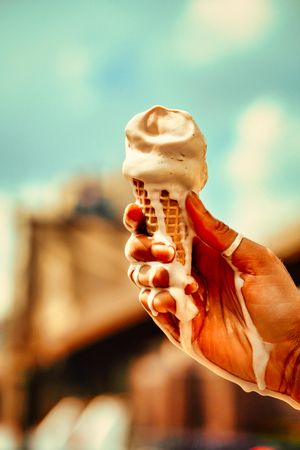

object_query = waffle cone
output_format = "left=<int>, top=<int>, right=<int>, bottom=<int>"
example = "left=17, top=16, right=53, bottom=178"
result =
left=132, top=178, right=186, bottom=265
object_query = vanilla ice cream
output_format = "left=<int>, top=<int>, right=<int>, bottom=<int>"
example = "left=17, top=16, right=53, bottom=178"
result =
left=123, top=105, right=208, bottom=351
left=123, top=105, right=207, bottom=191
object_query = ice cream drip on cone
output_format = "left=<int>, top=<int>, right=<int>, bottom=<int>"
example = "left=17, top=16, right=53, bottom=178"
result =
left=123, top=105, right=207, bottom=274
left=132, top=178, right=187, bottom=266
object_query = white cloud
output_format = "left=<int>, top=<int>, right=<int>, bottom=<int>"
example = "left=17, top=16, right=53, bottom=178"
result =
left=174, top=0, right=275, bottom=65
left=17, top=177, right=71, bottom=216
left=55, top=46, right=97, bottom=113
left=19, top=181, right=61, bottom=211
left=225, top=99, right=300, bottom=242
left=56, top=46, right=92, bottom=81
left=227, top=100, right=283, bottom=183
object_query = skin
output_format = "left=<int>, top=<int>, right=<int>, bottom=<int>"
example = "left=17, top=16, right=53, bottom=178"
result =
left=124, top=192, right=300, bottom=405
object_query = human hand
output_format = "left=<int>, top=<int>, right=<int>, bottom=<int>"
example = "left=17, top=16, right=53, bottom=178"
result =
left=124, top=192, right=300, bottom=407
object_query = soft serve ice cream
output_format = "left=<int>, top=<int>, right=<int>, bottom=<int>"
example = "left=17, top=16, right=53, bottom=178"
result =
left=123, top=105, right=207, bottom=191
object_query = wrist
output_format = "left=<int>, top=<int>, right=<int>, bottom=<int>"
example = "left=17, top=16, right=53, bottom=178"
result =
left=286, top=342, right=300, bottom=403
left=278, top=341, right=300, bottom=404
left=265, top=340, right=300, bottom=404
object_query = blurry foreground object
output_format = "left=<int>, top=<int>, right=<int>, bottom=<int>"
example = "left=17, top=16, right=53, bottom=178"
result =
left=65, top=396, right=128, bottom=450
left=0, top=424, right=21, bottom=450
left=29, top=397, right=84, bottom=450
left=29, top=395, right=128, bottom=450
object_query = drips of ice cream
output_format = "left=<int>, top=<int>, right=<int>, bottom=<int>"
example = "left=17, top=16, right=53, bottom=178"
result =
left=123, top=105, right=206, bottom=326
left=123, top=105, right=207, bottom=192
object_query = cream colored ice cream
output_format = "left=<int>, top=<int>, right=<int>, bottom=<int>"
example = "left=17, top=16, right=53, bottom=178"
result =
left=123, top=105, right=208, bottom=351
left=123, top=105, right=208, bottom=275
left=123, top=105, right=207, bottom=191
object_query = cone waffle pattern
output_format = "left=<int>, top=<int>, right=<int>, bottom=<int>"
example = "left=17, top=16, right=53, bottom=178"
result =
left=133, top=178, right=186, bottom=265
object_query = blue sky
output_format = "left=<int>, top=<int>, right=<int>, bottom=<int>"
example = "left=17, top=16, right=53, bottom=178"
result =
left=1, top=0, right=299, bottom=192
left=0, top=0, right=300, bottom=317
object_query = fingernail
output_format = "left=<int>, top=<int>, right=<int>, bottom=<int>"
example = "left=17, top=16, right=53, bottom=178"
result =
left=151, top=243, right=175, bottom=262
left=128, top=204, right=143, bottom=222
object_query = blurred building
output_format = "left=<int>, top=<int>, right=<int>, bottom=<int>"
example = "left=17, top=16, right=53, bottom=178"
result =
left=0, top=175, right=159, bottom=442
left=0, top=174, right=299, bottom=450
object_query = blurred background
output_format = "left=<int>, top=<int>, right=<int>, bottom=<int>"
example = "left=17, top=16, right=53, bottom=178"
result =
left=0, top=0, right=300, bottom=449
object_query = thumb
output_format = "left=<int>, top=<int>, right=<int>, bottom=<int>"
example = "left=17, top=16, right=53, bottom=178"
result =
left=186, top=191, right=238, bottom=253
left=186, top=192, right=275, bottom=276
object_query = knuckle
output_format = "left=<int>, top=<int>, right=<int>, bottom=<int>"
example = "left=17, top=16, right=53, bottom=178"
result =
left=123, top=204, right=135, bottom=231
left=127, top=265, right=135, bottom=283
left=154, top=291, right=176, bottom=314
left=214, top=219, right=230, bottom=235
left=153, top=266, right=169, bottom=288
left=123, top=216, right=132, bottom=232
left=126, top=235, right=151, bottom=262
left=151, top=243, right=175, bottom=263
left=202, top=207, right=210, bottom=217
left=124, top=236, right=136, bottom=261
left=138, top=289, right=151, bottom=312
left=247, top=243, right=280, bottom=273
left=123, top=203, right=143, bottom=230
left=137, top=264, right=150, bottom=287
left=258, top=245, right=277, bottom=263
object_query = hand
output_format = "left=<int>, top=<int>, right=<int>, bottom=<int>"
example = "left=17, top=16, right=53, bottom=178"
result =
left=124, top=192, right=300, bottom=407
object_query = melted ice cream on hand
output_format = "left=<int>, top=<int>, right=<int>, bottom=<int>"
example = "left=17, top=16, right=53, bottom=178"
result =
left=122, top=105, right=293, bottom=407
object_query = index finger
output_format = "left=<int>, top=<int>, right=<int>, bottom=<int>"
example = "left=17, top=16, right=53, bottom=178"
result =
left=123, top=203, right=146, bottom=233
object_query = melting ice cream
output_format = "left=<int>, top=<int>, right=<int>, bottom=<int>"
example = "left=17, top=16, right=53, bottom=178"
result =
left=123, top=105, right=208, bottom=354
left=123, top=105, right=207, bottom=191
left=122, top=105, right=294, bottom=409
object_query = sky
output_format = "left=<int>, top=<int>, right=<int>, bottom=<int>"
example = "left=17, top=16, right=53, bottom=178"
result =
left=0, top=0, right=300, bottom=318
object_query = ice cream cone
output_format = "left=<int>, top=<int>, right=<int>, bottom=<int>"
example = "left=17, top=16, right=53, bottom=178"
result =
left=132, top=178, right=186, bottom=265
left=124, top=105, right=207, bottom=271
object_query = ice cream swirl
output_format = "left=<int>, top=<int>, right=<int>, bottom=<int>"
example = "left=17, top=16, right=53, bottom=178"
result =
left=123, top=105, right=207, bottom=192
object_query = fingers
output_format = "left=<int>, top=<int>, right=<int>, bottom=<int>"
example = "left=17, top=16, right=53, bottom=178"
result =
left=124, top=203, right=176, bottom=264
left=139, top=281, right=205, bottom=320
left=186, top=192, right=238, bottom=253
left=129, top=264, right=170, bottom=289
left=139, top=289, right=180, bottom=341
left=123, top=203, right=146, bottom=233
left=129, top=261, right=201, bottom=293
left=126, top=234, right=175, bottom=263
left=139, top=289, right=177, bottom=315
left=139, top=288, right=206, bottom=343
